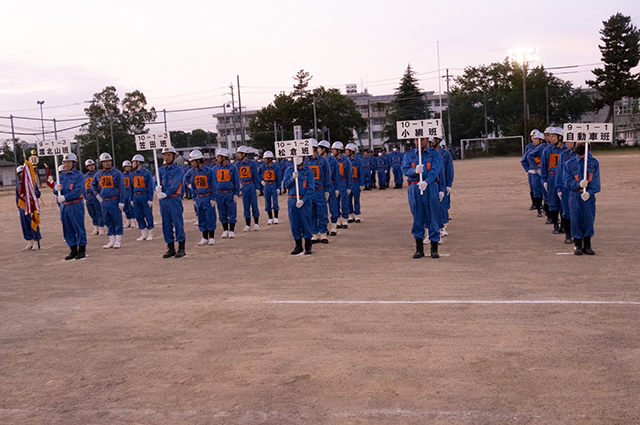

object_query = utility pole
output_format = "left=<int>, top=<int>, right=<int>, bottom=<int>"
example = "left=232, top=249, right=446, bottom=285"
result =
left=483, top=90, right=488, bottom=137
left=10, top=115, right=17, bottom=175
left=522, top=62, right=529, bottom=138
left=85, top=100, right=100, bottom=159
left=109, top=115, right=115, bottom=164
left=237, top=74, right=245, bottom=145
left=222, top=103, right=228, bottom=149
left=367, top=97, right=373, bottom=150
left=37, top=100, right=45, bottom=142
left=229, top=83, right=238, bottom=152
left=545, top=85, right=550, bottom=126
left=313, top=96, right=318, bottom=140
left=274, top=121, right=278, bottom=142
left=444, top=69, right=453, bottom=146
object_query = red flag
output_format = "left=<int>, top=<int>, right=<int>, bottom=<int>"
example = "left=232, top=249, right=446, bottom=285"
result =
left=18, top=161, right=41, bottom=231
left=44, top=164, right=55, bottom=189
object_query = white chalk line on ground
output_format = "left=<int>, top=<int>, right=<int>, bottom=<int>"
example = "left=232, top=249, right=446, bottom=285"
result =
left=270, top=300, right=640, bottom=305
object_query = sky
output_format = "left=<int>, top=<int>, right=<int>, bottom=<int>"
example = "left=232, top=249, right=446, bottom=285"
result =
left=1, top=0, right=638, bottom=145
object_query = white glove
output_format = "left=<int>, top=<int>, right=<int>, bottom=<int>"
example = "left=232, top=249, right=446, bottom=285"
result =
left=255, top=189, right=260, bottom=195
left=418, top=181, right=428, bottom=192
left=335, top=190, right=339, bottom=197
left=579, top=179, right=588, bottom=188
left=415, top=164, right=424, bottom=174
left=96, top=195, right=103, bottom=203
left=360, top=186, right=364, bottom=191
left=527, top=169, right=536, bottom=174
left=210, top=200, right=216, bottom=208
left=347, top=189, right=351, bottom=195
left=446, top=187, right=452, bottom=195
left=130, top=201, right=134, bottom=207
left=57, top=195, right=65, bottom=203
left=296, top=200, right=304, bottom=208
left=325, top=191, right=330, bottom=201
left=581, top=192, right=590, bottom=201
left=536, top=169, right=541, bottom=176
left=157, top=192, right=167, bottom=200
left=147, top=201, right=153, bottom=208
left=187, top=184, right=192, bottom=190
left=261, top=180, right=265, bottom=186
left=118, top=203, right=124, bottom=211
left=543, top=182, right=548, bottom=191
left=54, top=183, right=62, bottom=191
left=155, top=186, right=162, bottom=194
left=233, top=195, right=238, bottom=203
left=557, top=192, right=562, bottom=201
left=439, top=191, right=445, bottom=202
left=292, top=170, right=299, bottom=179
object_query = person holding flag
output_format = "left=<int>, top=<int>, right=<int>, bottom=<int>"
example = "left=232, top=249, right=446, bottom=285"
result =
left=157, top=146, right=187, bottom=258
left=283, top=156, right=315, bottom=255
left=259, top=150, right=283, bottom=225
left=130, top=154, right=155, bottom=241
left=92, top=153, right=125, bottom=249
left=55, top=153, right=87, bottom=260
left=16, top=163, right=42, bottom=251
left=83, top=159, right=106, bottom=236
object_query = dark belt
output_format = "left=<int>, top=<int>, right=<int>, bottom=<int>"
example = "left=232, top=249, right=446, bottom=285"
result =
left=197, top=192, right=212, bottom=197
left=63, top=199, right=81, bottom=205
left=218, top=189, right=234, bottom=193
left=104, top=196, right=119, bottom=201
left=315, top=185, right=324, bottom=191
left=290, top=195, right=304, bottom=199
left=241, top=181, right=254, bottom=185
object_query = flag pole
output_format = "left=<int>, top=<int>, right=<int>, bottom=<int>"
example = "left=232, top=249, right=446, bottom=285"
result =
left=294, top=156, right=300, bottom=203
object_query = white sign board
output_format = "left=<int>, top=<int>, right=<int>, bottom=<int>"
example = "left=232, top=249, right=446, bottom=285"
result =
left=396, top=119, right=444, bottom=140
left=563, top=123, right=612, bottom=143
left=275, top=139, right=314, bottom=158
left=293, top=125, right=302, bottom=140
left=37, top=139, right=71, bottom=157
left=135, top=132, right=172, bottom=151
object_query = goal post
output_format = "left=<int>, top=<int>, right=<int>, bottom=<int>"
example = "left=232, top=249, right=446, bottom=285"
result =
left=459, top=136, right=525, bottom=159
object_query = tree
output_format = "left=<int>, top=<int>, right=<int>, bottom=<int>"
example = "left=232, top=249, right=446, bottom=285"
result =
left=383, top=64, right=430, bottom=148
left=586, top=13, right=640, bottom=122
left=75, top=86, right=156, bottom=167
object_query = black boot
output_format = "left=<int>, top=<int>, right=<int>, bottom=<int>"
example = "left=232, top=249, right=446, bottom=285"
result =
left=529, top=191, right=536, bottom=210
left=304, top=238, right=313, bottom=255
left=559, top=214, right=566, bottom=233
left=583, top=237, right=595, bottom=255
left=163, top=243, right=176, bottom=258
left=75, top=245, right=86, bottom=260
left=564, top=219, right=573, bottom=244
left=544, top=203, right=552, bottom=224
left=552, top=212, right=560, bottom=234
left=65, top=245, right=78, bottom=261
left=430, top=241, right=439, bottom=259
left=574, top=238, right=583, bottom=256
left=291, top=238, right=303, bottom=255
left=175, top=241, right=186, bottom=258
left=413, top=238, right=424, bottom=259
left=535, top=197, right=543, bottom=217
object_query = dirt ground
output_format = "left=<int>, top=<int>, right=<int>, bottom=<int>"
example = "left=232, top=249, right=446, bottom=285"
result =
left=1, top=153, right=639, bottom=425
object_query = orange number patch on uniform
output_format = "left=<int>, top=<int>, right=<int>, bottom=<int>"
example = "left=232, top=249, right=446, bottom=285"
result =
left=338, top=163, right=344, bottom=175
left=549, top=154, right=559, bottom=169
left=195, top=175, right=208, bottom=189
left=309, top=166, right=320, bottom=180
left=85, top=177, right=92, bottom=189
left=124, top=177, right=130, bottom=188
left=217, top=169, right=230, bottom=182
left=264, top=170, right=275, bottom=181
left=133, top=176, right=145, bottom=188
left=239, top=166, right=251, bottom=178
left=352, top=166, right=358, bottom=178
left=535, top=157, right=541, bottom=166
left=100, top=176, right=114, bottom=188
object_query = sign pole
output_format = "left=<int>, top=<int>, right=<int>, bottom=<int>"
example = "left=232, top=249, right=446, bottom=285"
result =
left=153, top=149, right=160, bottom=190
left=294, top=156, right=300, bottom=203
left=418, top=138, right=424, bottom=195
left=582, top=142, right=589, bottom=195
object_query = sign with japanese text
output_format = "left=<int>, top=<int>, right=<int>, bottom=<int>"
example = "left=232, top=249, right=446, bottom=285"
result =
left=37, top=138, right=71, bottom=157
left=563, top=123, right=612, bottom=143
left=396, top=119, right=444, bottom=140
left=135, top=132, right=172, bottom=151
left=274, top=139, right=314, bottom=158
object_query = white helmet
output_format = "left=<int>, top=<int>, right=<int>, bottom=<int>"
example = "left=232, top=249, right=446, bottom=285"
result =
left=58, top=165, right=65, bottom=172
left=162, top=146, right=177, bottom=154
left=533, top=130, right=545, bottom=140
left=530, top=129, right=539, bottom=136
left=16, top=165, right=24, bottom=173
left=132, top=154, right=144, bottom=162
left=122, top=160, right=132, bottom=167
left=263, top=150, right=274, bottom=159
left=189, top=149, right=204, bottom=160
left=237, top=145, right=249, bottom=153
left=544, top=126, right=554, bottom=134
left=217, top=148, right=230, bottom=158
left=85, top=159, right=95, bottom=166
left=331, top=141, right=344, bottom=150
left=319, top=140, right=331, bottom=149
left=64, top=153, right=78, bottom=162
left=99, top=153, right=112, bottom=162
left=345, top=143, right=358, bottom=152
left=551, top=127, right=563, bottom=136
left=311, top=139, right=319, bottom=147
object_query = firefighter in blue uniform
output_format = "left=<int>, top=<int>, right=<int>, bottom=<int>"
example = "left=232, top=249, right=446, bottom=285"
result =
left=279, top=158, right=293, bottom=193
left=283, top=156, right=315, bottom=255
left=130, top=154, right=155, bottom=241
left=16, top=165, right=42, bottom=251
left=83, top=159, right=105, bottom=236
left=556, top=136, right=577, bottom=244
left=525, top=130, right=546, bottom=217
left=376, top=149, right=388, bottom=190
left=306, top=140, right=331, bottom=243
left=318, top=140, right=340, bottom=236
left=362, top=150, right=372, bottom=190
left=189, top=149, right=217, bottom=246
left=122, top=160, right=136, bottom=229
left=92, top=153, right=125, bottom=249
left=55, top=153, right=87, bottom=260
left=345, top=143, right=364, bottom=223
left=156, top=146, right=186, bottom=258
left=521, top=130, right=539, bottom=210
left=540, top=127, right=567, bottom=234
left=563, top=142, right=600, bottom=255
left=236, top=146, right=261, bottom=232
left=259, top=150, right=282, bottom=225
left=390, top=146, right=404, bottom=188
left=402, top=137, right=442, bottom=259
left=433, top=136, right=454, bottom=237
left=215, top=148, right=240, bottom=238
left=331, top=141, right=353, bottom=229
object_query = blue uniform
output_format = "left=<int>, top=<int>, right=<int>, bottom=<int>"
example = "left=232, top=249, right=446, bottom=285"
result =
left=131, top=167, right=155, bottom=230
left=402, top=147, right=442, bottom=242
left=362, top=155, right=373, bottom=187
left=376, top=154, right=388, bottom=187
left=259, top=161, right=282, bottom=212
left=326, top=155, right=340, bottom=223
left=526, top=143, right=546, bottom=199
left=83, top=170, right=104, bottom=227
left=91, top=168, right=125, bottom=236
left=563, top=153, right=600, bottom=239
left=214, top=162, right=241, bottom=224
left=283, top=165, right=315, bottom=240
left=385, top=153, right=391, bottom=185
left=521, top=143, right=535, bottom=192
left=279, top=159, right=293, bottom=191
left=238, top=158, right=260, bottom=219
left=122, top=171, right=135, bottom=220
left=305, top=155, right=331, bottom=234
left=389, top=151, right=404, bottom=186
left=348, top=154, right=364, bottom=216
left=541, top=143, right=567, bottom=212
left=438, top=148, right=454, bottom=226
left=58, top=169, right=87, bottom=247
left=158, top=163, right=185, bottom=243
left=556, top=149, right=577, bottom=220
left=192, top=166, right=217, bottom=232
left=16, top=179, right=42, bottom=241
left=335, top=154, right=353, bottom=220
